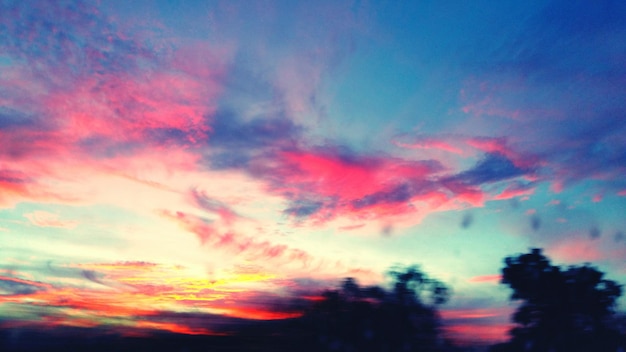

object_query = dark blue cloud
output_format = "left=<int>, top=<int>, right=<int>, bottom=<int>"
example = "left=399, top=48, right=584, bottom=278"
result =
left=209, top=152, right=254, bottom=170
left=81, top=270, right=105, bottom=285
left=207, top=111, right=300, bottom=150
left=205, top=110, right=301, bottom=170
left=530, top=215, right=541, bottom=232
left=145, top=127, right=193, bottom=145
left=352, top=183, right=413, bottom=209
left=80, top=126, right=208, bottom=159
left=284, top=200, right=324, bottom=218
left=451, top=153, right=527, bottom=186
left=0, top=107, right=37, bottom=130
left=0, top=277, right=45, bottom=295
left=589, top=226, right=601, bottom=240
left=461, top=213, right=473, bottom=229
left=77, top=136, right=142, bottom=159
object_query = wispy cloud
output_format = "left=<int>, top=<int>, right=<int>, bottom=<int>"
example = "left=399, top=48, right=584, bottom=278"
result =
left=24, top=210, right=78, bottom=229
left=162, top=210, right=312, bottom=268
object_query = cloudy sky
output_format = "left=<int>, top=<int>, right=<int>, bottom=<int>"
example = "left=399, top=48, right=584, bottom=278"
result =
left=1, top=0, right=625, bottom=345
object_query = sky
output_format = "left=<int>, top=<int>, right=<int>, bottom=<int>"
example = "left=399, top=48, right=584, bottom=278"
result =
left=1, top=0, right=626, bottom=346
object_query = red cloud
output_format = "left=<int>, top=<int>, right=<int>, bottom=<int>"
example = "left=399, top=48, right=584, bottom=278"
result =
left=443, top=324, right=511, bottom=345
left=441, top=306, right=514, bottom=344
left=133, top=321, right=217, bottom=336
left=218, top=306, right=302, bottom=320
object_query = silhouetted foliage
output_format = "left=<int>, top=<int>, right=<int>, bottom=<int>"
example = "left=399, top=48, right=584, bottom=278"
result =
left=303, top=265, right=451, bottom=352
left=491, top=248, right=624, bottom=352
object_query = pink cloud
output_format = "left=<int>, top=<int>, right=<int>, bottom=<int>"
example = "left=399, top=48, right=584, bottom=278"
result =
left=280, top=150, right=440, bottom=200
left=0, top=17, right=228, bottom=209
left=547, top=238, right=603, bottom=263
left=550, top=181, right=564, bottom=193
left=467, top=274, right=502, bottom=283
left=43, top=69, right=220, bottom=145
left=439, top=178, right=485, bottom=207
left=262, top=147, right=547, bottom=228
left=0, top=163, right=83, bottom=208
left=162, top=210, right=313, bottom=266
left=338, top=224, right=365, bottom=231
left=493, top=184, right=535, bottom=201
left=189, top=189, right=240, bottom=226
left=545, top=236, right=626, bottom=265
left=274, top=149, right=481, bottom=225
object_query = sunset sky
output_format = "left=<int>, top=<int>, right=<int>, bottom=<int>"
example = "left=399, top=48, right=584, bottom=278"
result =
left=1, top=0, right=625, bottom=345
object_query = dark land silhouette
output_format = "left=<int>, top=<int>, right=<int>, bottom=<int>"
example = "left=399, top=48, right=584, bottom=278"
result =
left=1, top=251, right=624, bottom=352
left=301, top=265, right=454, bottom=351
left=490, top=248, right=624, bottom=352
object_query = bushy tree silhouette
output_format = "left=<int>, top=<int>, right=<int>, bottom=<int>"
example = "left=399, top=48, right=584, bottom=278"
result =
left=304, top=265, right=451, bottom=352
left=491, top=248, right=624, bottom=352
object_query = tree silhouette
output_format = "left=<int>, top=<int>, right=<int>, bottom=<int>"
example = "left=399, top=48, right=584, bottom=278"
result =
left=304, top=265, right=451, bottom=352
left=491, top=248, right=624, bottom=352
